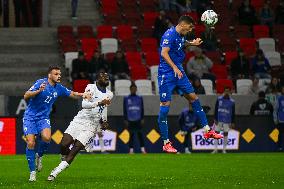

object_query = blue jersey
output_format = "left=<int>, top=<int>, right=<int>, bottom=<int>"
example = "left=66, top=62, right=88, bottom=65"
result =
left=123, top=94, right=144, bottom=121
left=159, top=26, right=186, bottom=75
left=178, top=108, right=199, bottom=132
left=215, top=96, right=235, bottom=124
left=23, top=78, right=71, bottom=120
left=274, top=95, right=284, bottom=123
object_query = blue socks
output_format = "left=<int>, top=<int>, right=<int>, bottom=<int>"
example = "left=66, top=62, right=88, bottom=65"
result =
left=26, top=147, right=36, bottom=172
left=191, top=99, right=208, bottom=127
left=37, top=139, right=50, bottom=157
left=158, top=105, right=170, bottom=141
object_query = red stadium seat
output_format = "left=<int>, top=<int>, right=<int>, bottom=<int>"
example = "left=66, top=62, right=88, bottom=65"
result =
left=205, top=51, right=221, bottom=64
left=123, top=12, right=142, bottom=26
left=96, top=25, right=113, bottom=39
left=138, top=0, right=157, bottom=11
left=119, top=0, right=137, bottom=9
left=120, top=39, right=137, bottom=51
left=211, top=65, right=228, bottom=79
left=73, top=79, right=90, bottom=93
left=137, top=26, right=154, bottom=38
left=218, top=35, right=237, bottom=51
left=117, top=25, right=134, bottom=40
left=125, top=51, right=142, bottom=67
left=140, top=38, right=158, bottom=52
left=143, top=12, right=159, bottom=27
left=81, top=38, right=99, bottom=61
left=77, top=25, right=94, bottom=39
left=101, top=0, right=118, bottom=14
left=144, top=51, right=160, bottom=66
left=194, top=24, right=206, bottom=37
left=251, top=0, right=264, bottom=11
left=215, top=79, right=234, bottom=93
left=234, top=25, right=251, bottom=38
left=60, top=36, right=78, bottom=53
left=57, top=25, right=73, bottom=36
left=103, top=13, right=122, bottom=26
left=239, top=38, right=257, bottom=57
left=130, top=65, right=148, bottom=80
left=253, top=25, right=269, bottom=39
left=224, top=51, right=238, bottom=66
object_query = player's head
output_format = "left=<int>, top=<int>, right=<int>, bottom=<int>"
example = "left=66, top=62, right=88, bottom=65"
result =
left=177, top=15, right=195, bottom=35
left=223, top=86, right=231, bottom=98
left=96, top=72, right=109, bottom=87
left=48, top=66, right=61, bottom=83
left=130, top=83, right=137, bottom=95
left=258, top=91, right=266, bottom=99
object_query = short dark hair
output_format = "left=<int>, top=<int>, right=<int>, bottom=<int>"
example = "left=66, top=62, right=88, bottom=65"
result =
left=96, top=71, right=107, bottom=80
left=130, top=83, right=137, bottom=89
left=48, top=65, right=60, bottom=73
left=178, top=15, right=194, bottom=25
left=258, top=91, right=266, bottom=98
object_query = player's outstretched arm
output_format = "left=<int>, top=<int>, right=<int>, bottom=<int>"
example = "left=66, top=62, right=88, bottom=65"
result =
left=69, top=91, right=91, bottom=99
left=82, top=98, right=111, bottom=109
left=161, top=47, right=183, bottom=79
left=24, top=82, right=46, bottom=100
left=185, top=38, right=203, bottom=47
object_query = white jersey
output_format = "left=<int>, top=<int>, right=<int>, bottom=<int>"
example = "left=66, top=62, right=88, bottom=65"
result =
left=73, top=83, right=113, bottom=122
left=64, top=83, right=113, bottom=146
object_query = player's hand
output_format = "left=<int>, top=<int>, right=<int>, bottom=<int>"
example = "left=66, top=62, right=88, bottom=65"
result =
left=39, top=82, right=46, bottom=92
left=83, top=92, right=92, bottom=100
left=173, top=66, right=183, bottom=79
left=101, top=121, right=109, bottom=130
left=190, top=38, right=203, bottom=46
left=100, top=98, right=111, bottom=106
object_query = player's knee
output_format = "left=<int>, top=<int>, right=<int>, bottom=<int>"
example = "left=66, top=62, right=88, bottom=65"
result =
left=185, top=93, right=198, bottom=102
left=41, top=135, right=51, bottom=142
left=26, top=139, right=36, bottom=149
left=160, top=101, right=170, bottom=106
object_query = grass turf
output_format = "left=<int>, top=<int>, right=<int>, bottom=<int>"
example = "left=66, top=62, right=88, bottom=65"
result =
left=0, top=153, right=283, bottom=189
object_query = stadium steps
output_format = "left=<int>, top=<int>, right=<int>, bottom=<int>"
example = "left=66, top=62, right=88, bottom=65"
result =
left=49, top=0, right=101, bottom=27
left=0, top=28, right=70, bottom=95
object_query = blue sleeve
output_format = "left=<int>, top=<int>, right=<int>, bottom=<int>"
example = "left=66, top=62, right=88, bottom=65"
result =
left=58, top=84, right=71, bottom=97
left=28, top=79, right=45, bottom=92
left=161, top=33, right=174, bottom=49
left=123, top=97, right=127, bottom=120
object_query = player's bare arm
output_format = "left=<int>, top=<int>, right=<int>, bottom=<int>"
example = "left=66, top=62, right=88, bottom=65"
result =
left=69, top=91, right=92, bottom=99
left=23, top=82, right=46, bottom=100
left=161, top=47, right=183, bottom=79
left=185, top=38, right=203, bottom=48
left=100, top=121, right=109, bottom=130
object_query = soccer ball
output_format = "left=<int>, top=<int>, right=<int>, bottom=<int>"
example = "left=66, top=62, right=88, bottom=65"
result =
left=201, top=10, right=218, bottom=26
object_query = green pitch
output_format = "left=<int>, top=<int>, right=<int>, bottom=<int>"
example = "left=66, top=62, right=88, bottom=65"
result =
left=0, top=153, right=283, bottom=189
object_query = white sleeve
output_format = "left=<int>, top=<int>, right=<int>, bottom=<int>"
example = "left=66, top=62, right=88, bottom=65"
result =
left=81, top=84, right=100, bottom=109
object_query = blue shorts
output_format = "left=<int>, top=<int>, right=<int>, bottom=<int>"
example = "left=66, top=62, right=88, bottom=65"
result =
left=158, top=72, right=194, bottom=102
left=23, top=118, right=51, bottom=136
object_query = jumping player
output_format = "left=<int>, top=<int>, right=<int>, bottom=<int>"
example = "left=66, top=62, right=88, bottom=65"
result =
left=158, top=15, right=223, bottom=153
left=47, top=72, right=113, bottom=181
left=23, top=66, right=90, bottom=181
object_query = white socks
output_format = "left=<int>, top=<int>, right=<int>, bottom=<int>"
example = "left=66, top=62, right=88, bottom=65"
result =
left=51, top=161, right=69, bottom=177
left=99, top=137, right=105, bottom=152
left=164, top=139, right=170, bottom=145
left=223, top=136, right=228, bottom=151
left=204, top=125, right=210, bottom=133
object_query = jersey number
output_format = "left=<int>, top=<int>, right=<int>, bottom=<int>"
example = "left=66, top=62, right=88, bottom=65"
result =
left=44, top=96, right=52, bottom=103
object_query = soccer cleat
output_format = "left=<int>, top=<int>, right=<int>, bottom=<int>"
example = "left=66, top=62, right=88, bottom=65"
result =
left=203, top=130, right=223, bottom=139
left=47, top=175, right=56, bottom=181
left=211, top=149, right=218, bottom=154
left=35, top=153, right=42, bottom=172
left=222, top=150, right=227, bottom=154
left=163, top=142, right=177, bottom=153
left=29, top=171, right=36, bottom=182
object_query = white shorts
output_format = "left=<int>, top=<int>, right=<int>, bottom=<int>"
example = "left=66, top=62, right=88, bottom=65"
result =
left=215, top=122, right=230, bottom=133
left=64, top=118, right=101, bottom=146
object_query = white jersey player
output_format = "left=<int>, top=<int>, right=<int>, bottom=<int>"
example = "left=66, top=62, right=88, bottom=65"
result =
left=47, top=72, right=113, bottom=181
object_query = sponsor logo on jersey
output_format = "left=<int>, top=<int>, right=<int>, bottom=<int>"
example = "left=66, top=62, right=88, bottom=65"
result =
left=162, top=39, right=169, bottom=45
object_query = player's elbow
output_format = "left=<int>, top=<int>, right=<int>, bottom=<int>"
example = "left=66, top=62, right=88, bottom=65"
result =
left=23, top=92, right=29, bottom=100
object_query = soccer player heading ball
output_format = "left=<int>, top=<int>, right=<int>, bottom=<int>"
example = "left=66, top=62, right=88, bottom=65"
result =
left=158, top=15, right=223, bottom=153
left=23, top=66, right=91, bottom=181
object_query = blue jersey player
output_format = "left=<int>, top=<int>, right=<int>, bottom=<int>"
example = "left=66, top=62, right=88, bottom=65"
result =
left=158, top=15, right=223, bottom=153
left=23, top=66, right=89, bottom=181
